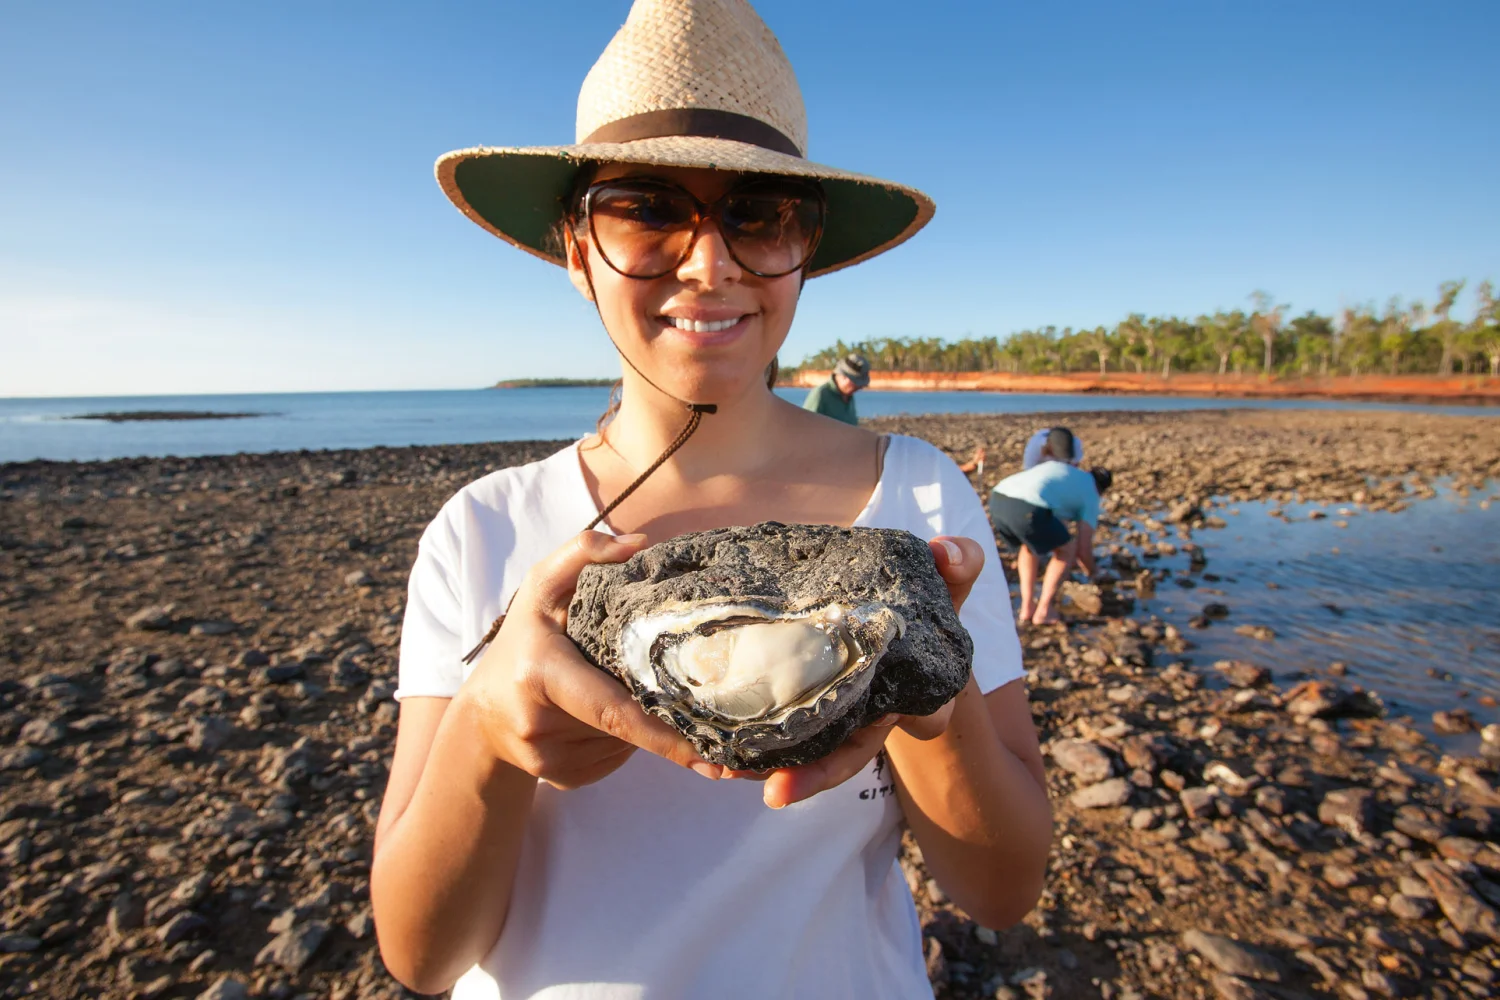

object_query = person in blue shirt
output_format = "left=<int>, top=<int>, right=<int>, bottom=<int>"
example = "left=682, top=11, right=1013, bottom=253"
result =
left=987, top=428, right=1111, bottom=626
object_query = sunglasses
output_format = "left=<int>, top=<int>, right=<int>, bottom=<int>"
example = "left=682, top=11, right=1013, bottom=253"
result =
left=581, top=177, right=826, bottom=279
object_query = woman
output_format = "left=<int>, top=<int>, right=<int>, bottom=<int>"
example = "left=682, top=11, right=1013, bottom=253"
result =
left=371, top=2, right=1051, bottom=997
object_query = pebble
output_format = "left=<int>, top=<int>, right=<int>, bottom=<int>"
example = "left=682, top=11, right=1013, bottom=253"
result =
left=1072, top=778, right=1134, bottom=810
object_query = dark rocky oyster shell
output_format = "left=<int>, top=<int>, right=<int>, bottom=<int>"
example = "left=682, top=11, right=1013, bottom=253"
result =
left=566, top=522, right=973, bottom=769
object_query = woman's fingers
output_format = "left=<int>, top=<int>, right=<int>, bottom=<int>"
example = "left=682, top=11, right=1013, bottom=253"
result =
left=539, top=636, right=723, bottom=778
left=929, top=535, right=985, bottom=614
left=894, top=698, right=957, bottom=741
left=760, top=716, right=898, bottom=809
left=519, top=530, right=649, bottom=629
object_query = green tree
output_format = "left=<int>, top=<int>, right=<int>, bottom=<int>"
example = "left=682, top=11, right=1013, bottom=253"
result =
left=1249, top=291, right=1285, bottom=375
left=1203, top=310, right=1247, bottom=375
left=1431, top=279, right=1467, bottom=375
left=1470, top=280, right=1500, bottom=376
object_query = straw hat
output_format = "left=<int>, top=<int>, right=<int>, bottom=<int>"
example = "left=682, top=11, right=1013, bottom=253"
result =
left=435, top=0, right=935, bottom=278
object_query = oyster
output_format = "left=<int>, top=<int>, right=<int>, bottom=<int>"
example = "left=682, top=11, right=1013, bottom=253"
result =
left=567, top=522, right=973, bottom=770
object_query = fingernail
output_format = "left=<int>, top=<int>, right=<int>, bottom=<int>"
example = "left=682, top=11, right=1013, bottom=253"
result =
left=615, top=533, right=648, bottom=546
left=690, top=761, right=720, bottom=780
left=939, top=539, right=963, bottom=566
left=877, top=713, right=901, bottom=727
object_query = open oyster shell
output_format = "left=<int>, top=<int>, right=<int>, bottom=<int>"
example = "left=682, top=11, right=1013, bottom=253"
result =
left=567, top=522, right=973, bottom=770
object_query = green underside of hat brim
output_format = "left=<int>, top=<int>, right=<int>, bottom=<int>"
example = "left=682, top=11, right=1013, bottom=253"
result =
left=448, top=150, right=925, bottom=278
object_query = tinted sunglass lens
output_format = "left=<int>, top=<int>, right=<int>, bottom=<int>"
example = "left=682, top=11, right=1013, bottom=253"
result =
left=590, top=185, right=697, bottom=277
left=722, top=184, right=822, bottom=275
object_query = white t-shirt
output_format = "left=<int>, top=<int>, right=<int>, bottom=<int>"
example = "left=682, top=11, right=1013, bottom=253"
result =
left=396, top=435, right=1025, bottom=1000
left=1021, top=428, right=1084, bottom=470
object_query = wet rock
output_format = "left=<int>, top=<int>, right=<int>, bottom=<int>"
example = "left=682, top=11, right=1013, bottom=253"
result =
left=1233, top=624, right=1276, bottom=642
left=1050, top=740, right=1114, bottom=784
left=1433, top=709, right=1477, bottom=734
left=1215, top=660, right=1269, bottom=688
left=1180, top=929, right=1283, bottom=981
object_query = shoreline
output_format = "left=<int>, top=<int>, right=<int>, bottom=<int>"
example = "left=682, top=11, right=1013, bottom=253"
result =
left=787, top=369, right=1500, bottom=405
left=2, top=409, right=1498, bottom=998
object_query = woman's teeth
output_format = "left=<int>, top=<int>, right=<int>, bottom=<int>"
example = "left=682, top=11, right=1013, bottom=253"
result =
left=666, top=316, right=743, bottom=333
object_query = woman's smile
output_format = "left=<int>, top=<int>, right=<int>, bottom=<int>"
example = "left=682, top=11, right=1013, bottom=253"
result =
left=657, top=308, right=759, bottom=347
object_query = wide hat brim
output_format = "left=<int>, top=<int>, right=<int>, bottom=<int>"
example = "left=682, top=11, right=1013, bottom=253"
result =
left=435, top=136, right=935, bottom=278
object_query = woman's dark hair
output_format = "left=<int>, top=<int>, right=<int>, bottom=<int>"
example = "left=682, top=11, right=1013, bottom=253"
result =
left=1090, top=467, right=1113, bottom=494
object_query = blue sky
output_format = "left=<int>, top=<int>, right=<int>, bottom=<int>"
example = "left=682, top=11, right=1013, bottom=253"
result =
left=2, top=0, right=1497, bottom=396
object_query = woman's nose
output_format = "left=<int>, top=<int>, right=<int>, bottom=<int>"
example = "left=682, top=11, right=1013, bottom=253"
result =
left=675, top=218, right=742, bottom=287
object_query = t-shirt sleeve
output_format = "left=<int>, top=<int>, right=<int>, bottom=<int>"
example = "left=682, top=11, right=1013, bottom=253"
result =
left=395, top=506, right=467, bottom=700
left=1078, top=476, right=1100, bottom=529
left=924, top=445, right=1027, bottom=694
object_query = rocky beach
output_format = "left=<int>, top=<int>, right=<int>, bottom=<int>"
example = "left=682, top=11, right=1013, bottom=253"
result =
left=1, top=409, right=1498, bottom=999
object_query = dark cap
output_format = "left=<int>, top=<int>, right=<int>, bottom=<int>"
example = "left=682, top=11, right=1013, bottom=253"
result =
left=1045, top=427, right=1077, bottom=461
left=834, top=353, right=870, bottom=389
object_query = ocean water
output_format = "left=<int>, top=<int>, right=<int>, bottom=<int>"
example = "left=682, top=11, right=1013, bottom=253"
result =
left=1, top=387, right=1496, bottom=464
left=1126, top=486, right=1500, bottom=746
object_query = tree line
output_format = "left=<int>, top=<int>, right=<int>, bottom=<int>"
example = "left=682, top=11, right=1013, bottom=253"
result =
left=794, top=281, right=1500, bottom=379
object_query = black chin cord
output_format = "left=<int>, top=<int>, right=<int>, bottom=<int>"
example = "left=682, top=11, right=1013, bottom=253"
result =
left=460, top=253, right=716, bottom=665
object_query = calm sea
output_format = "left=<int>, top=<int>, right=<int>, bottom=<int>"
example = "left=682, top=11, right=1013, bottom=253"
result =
left=1, top=387, right=1496, bottom=464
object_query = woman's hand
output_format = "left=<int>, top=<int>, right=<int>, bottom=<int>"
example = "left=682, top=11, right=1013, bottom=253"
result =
left=753, top=535, right=985, bottom=808
left=457, top=530, right=723, bottom=788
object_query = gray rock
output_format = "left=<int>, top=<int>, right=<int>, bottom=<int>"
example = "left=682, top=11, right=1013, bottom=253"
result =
left=255, top=921, right=329, bottom=973
left=344, top=908, right=373, bottom=940
left=566, top=523, right=972, bottom=770
left=107, top=894, right=147, bottom=939
left=1050, top=739, right=1114, bottom=784
left=1413, top=860, right=1500, bottom=941
left=1072, top=778, right=1133, bottom=809
left=1181, top=786, right=1220, bottom=820
left=1215, top=660, right=1269, bottom=688
left=1318, top=787, right=1376, bottom=837
left=157, top=910, right=208, bottom=945
left=1387, top=893, right=1434, bottom=920
left=18, top=718, right=66, bottom=746
left=190, top=620, right=237, bottom=637
left=127, top=605, right=175, bottom=631
left=186, top=716, right=235, bottom=754
left=196, top=976, right=251, bottom=1000
left=1180, top=929, right=1283, bottom=981
left=1211, top=974, right=1273, bottom=1000
left=0, top=746, right=45, bottom=770
left=0, top=934, right=40, bottom=953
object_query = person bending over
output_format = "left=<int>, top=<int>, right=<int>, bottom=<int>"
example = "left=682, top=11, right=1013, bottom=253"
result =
left=988, top=430, right=1110, bottom=625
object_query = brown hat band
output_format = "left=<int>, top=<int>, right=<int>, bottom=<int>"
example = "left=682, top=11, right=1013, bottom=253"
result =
left=583, top=108, right=803, bottom=158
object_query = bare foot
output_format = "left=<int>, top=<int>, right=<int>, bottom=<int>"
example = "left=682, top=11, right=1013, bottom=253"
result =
left=1017, top=607, right=1034, bottom=628
left=1031, top=609, right=1061, bottom=626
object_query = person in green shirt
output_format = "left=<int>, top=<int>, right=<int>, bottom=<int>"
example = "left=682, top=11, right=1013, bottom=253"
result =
left=802, top=353, right=869, bottom=425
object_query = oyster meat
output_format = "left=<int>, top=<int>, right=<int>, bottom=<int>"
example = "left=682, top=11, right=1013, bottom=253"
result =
left=567, top=522, right=973, bottom=770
